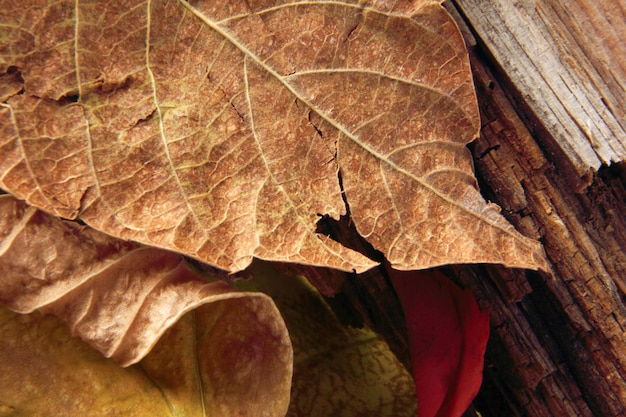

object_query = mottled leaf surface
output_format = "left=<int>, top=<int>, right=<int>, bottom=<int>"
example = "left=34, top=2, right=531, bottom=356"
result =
left=0, top=194, right=292, bottom=416
left=232, top=261, right=417, bottom=417
left=0, top=0, right=545, bottom=273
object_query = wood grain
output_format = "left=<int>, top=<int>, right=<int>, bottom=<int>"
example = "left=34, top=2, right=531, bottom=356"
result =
left=443, top=5, right=626, bottom=413
left=453, top=0, right=626, bottom=175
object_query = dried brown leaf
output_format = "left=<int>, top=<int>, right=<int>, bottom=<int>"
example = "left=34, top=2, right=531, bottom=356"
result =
left=0, top=195, right=292, bottom=417
left=0, top=0, right=546, bottom=272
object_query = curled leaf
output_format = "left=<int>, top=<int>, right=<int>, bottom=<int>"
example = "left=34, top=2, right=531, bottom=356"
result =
left=0, top=302, right=291, bottom=417
left=0, top=0, right=545, bottom=273
left=233, top=261, right=417, bottom=417
left=389, top=268, right=490, bottom=417
left=0, top=306, right=175, bottom=417
left=0, top=195, right=292, bottom=416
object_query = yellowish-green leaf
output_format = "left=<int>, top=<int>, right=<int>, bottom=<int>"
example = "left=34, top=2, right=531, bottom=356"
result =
left=0, top=302, right=291, bottom=417
left=232, top=261, right=417, bottom=417
left=0, top=306, right=171, bottom=417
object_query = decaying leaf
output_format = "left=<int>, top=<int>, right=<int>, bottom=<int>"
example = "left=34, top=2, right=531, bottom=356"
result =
left=0, top=0, right=546, bottom=273
left=0, top=306, right=173, bottom=417
left=390, top=268, right=490, bottom=417
left=232, top=261, right=417, bottom=417
left=0, top=194, right=292, bottom=416
left=0, top=302, right=289, bottom=417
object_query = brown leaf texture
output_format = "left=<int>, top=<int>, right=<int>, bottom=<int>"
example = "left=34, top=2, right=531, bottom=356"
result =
left=0, top=0, right=546, bottom=272
left=0, top=194, right=293, bottom=416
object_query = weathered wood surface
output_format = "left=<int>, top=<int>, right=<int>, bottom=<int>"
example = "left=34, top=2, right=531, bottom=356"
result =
left=443, top=2, right=626, bottom=416
left=452, top=0, right=626, bottom=176
left=325, top=3, right=626, bottom=416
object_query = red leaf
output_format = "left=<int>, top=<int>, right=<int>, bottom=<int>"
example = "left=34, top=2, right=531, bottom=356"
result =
left=389, top=268, right=490, bottom=417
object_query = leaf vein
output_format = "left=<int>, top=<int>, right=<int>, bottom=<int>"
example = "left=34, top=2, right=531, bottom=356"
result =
left=178, top=1, right=518, bottom=241
left=1, top=104, right=56, bottom=210
left=146, top=0, right=203, bottom=231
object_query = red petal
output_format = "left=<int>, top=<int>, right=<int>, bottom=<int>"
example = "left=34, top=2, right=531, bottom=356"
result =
left=389, top=268, right=490, bottom=417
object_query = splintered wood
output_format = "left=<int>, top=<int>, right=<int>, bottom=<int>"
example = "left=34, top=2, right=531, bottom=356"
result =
left=454, top=0, right=626, bottom=174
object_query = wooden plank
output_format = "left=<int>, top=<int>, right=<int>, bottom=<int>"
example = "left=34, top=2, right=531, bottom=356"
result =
left=436, top=3, right=626, bottom=416
left=452, top=0, right=626, bottom=176
left=449, top=49, right=626, bottom=417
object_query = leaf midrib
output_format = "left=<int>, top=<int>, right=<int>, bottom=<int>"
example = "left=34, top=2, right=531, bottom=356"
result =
left=178, top=0, right=525, bottom=243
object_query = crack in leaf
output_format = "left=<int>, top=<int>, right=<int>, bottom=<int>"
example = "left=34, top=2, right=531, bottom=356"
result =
left=243, top=58, right=357, bottom=268
left=0, top=0, right=547, bottom=273
left=180, top=0, right=525, bottom=243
